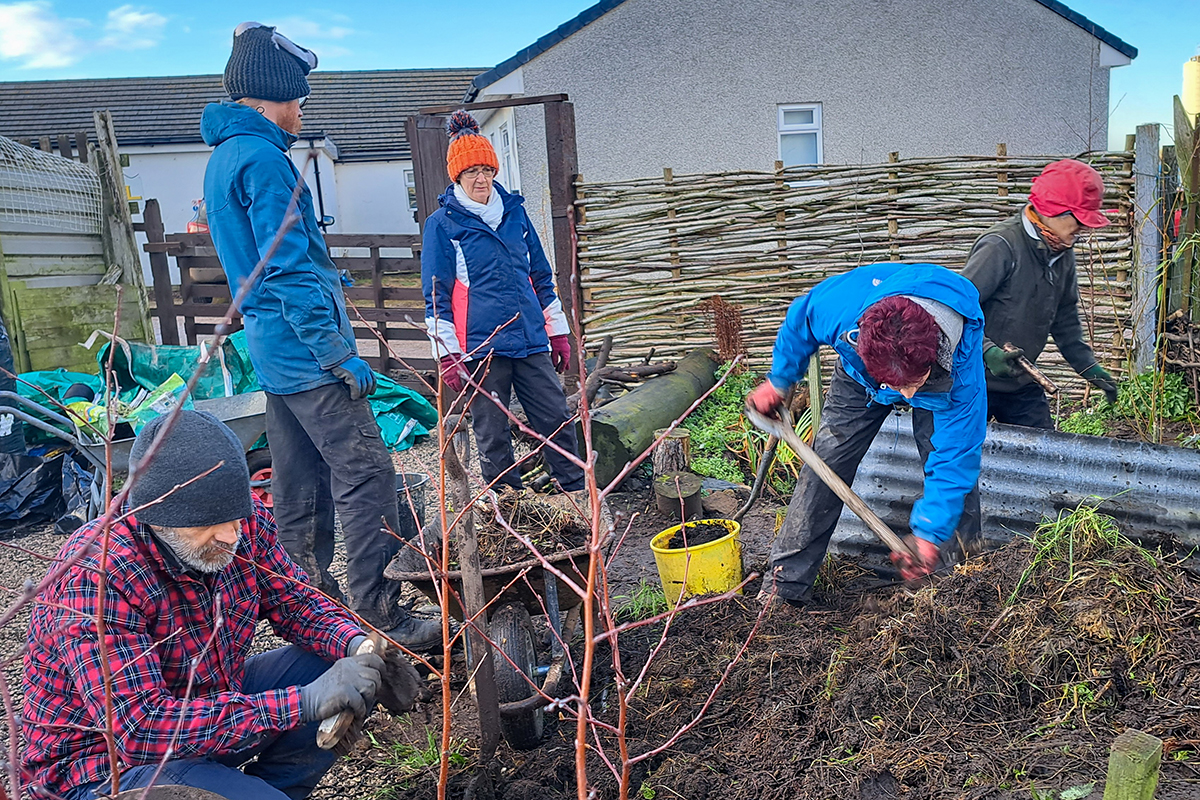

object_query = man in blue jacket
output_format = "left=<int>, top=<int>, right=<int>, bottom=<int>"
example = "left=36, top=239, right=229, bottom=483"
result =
left=747, top=263, right=986, bottom=608
left=202, top=22, right=439, bottom=649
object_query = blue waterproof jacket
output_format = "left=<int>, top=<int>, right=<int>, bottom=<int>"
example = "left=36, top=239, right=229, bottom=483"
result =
left=201, top=102, right=357, bottom=395
left=765, top=263, right=986, bottom=545
left=421, top=183, right=568, bottom=361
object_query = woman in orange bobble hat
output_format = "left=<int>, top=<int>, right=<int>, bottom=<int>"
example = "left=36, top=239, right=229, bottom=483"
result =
left=420, top=110, right=584, bottom=493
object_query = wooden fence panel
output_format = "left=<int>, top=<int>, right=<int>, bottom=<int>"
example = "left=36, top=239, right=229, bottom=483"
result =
left=575, top=151, right=1138, bottom=398
left=144, top=231, right=434, bottom=375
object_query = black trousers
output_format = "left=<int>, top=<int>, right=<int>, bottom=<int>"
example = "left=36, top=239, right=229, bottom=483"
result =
left=986, top=383, right=1053, bottom=429
left=769, top=366, right=980, bottom=603
left=266, top=383, right=405, bottom=630
left=468, top=353, right=584, bottom=492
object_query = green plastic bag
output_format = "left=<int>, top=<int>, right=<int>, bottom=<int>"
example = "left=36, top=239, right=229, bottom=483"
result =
left=367, top=374, right=437, bottom=452
left=96, top=331, right=260, bottom=401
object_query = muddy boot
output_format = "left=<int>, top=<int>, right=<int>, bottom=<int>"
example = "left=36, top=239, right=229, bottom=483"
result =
left=389, top=518, right=443, bottom=576
left=385, top=611, right=444, bottom=652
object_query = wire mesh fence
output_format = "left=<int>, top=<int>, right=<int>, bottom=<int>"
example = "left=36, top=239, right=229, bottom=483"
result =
left=0, top=135, right=102, bottom=235
left=575, top=151, right=1137, bottom=397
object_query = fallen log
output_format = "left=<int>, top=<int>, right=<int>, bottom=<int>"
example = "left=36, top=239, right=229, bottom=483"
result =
left=567, top=362, right=677, bottom=410
left=582, top=348, right=719, bottom=488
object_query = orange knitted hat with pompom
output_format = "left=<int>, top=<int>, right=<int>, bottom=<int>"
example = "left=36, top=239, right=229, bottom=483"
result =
left=445, top=110, right=499, bottom=181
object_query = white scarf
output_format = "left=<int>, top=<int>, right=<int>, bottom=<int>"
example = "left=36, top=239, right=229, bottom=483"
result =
left=453, top=183, right=504, bottom=230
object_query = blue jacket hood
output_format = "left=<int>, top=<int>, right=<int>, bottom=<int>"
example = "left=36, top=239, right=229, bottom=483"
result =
left=201, top=101, right=298, bottom=151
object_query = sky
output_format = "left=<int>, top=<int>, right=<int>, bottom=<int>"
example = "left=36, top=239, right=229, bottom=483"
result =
left=0, top=0, right=1195, bottom=151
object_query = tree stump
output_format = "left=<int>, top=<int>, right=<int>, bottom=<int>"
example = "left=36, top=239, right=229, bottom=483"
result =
left=653, top=471, right=703, bottom=520
left=651, top=428, right=692, bottom=479
left=1103, top=728, right=1162, bottom=800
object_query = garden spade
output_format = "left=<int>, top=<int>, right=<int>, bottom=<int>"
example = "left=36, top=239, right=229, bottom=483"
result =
left=744, top=404, right=917, bottom=561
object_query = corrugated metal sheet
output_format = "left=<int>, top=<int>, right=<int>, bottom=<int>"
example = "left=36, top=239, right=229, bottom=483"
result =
left=832, top=413, right=1200, bottom=556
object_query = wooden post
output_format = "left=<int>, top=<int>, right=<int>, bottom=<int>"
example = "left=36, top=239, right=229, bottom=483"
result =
left=651, top=428, right=692, bottom=478
left=370, top=244, right=389, bottom=371
left=996, top=143, right=1008, bottom=197
left=887, top=152, right=900, bottom=261
left=807, top=354, right=823, bottom=434
left=37, top=136, right=51, bottom=153
left=775, top=160, right=788, bottom=272
left=55, top=133, right=72, bottom=161
left=92, top=110, right=152, bottom=342
left=141, top=199, right=180, bottom=345
left=1103, top=729, right=1161, bottom=800
left=74, top=130, right=89, bottom=163
left=1174, top=96, right=1199, bottom=320
left=404, top=114, right=449, bottom=228
left=1132, top=125, right=1162, bottom=372
left=544, top=99, right=582, bottom=387
left=653, top=471, right=702, bottom=520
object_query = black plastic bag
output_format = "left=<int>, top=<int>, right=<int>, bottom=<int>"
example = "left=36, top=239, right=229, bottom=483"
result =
left=55, top=456, right=93, bottom=536
left=0, top=453, right=64, bottom=528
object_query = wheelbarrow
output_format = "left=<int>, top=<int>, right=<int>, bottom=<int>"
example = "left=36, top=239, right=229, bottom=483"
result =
left=386, top=533, right=605, bottom=749
left=0, top=390, right=269, bottom=518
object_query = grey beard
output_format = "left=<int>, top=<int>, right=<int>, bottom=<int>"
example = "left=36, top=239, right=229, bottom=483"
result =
left=156, top=527, right=238, bottom=573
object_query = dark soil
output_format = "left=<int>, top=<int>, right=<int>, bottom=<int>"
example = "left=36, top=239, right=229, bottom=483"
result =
left=659, top=519, right=734, bottom=549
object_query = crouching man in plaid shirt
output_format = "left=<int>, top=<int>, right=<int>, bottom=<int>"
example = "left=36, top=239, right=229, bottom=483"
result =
left=22, top=410, right=428, bottom=800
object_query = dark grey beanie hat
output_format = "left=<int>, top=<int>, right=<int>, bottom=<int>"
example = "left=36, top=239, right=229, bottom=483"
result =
left=129, top=410, right=253, bottom=528
left=224, top=21, right=318, bottom=103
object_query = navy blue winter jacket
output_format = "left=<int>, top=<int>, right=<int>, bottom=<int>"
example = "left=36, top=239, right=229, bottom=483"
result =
left=421, top=183, right=568, bottom=361
left=765, top=263, right=986, bottom=546
left=201, top=101, right=357, bottom=395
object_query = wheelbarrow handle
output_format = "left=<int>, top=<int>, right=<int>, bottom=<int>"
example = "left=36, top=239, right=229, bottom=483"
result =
left=744, top=404, right=916, bottom=560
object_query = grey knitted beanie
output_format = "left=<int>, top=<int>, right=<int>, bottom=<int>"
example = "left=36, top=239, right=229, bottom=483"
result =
left=129, top=410, right=253, bottom=528
left=223, top=22, right=318, bottom=103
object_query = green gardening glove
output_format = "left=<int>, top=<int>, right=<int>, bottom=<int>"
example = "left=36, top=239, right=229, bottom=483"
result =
left=983, top=345, right=1024, bottom=379
left=1081, top=364, right=1119, bottom=405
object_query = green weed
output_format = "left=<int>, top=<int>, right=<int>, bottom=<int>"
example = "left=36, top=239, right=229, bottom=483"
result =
left=616, top=579, right=669, bottom=621
left=638, top=782, right=656, bottom=799
left=1058, top=409, right=1109, bottom=436
left=368, top=728, right=468, bottom=781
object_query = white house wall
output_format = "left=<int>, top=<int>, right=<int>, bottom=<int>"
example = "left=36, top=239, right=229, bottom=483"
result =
left=332, top=161, right=418, bottom=235
left=119, top=144, right=416, bottom=282
left=495, top=0, right=1119, bottom=259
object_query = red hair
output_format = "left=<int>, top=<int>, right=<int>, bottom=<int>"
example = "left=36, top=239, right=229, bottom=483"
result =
left=857, top=296, right=939, bottom=387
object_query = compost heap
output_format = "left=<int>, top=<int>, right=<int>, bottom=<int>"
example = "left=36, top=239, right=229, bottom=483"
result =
left=505, top=507, right=1200, bottom=800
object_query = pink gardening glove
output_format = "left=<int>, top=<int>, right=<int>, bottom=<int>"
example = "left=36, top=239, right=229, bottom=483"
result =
left=439, top=354, right=468, bottom=393
left=550, top=335, right=571, bottom=374
left=890, top=535, right=940, bottom=581
left=746, top=381, right=785, bottom=416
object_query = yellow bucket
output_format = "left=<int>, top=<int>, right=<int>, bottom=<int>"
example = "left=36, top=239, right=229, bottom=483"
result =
left=650, top=519, right=742, bottom=604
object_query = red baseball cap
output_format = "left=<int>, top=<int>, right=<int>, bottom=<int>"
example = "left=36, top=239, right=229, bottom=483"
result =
left=1029, top=159, right=1109, bottom=228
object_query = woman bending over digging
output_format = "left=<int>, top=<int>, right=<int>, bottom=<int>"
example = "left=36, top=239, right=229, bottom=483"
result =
left=747, top=263, right=987, bottom=610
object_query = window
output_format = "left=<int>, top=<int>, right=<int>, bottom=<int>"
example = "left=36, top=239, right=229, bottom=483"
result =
left=403, top=168, right=417, bottom=211
left=777, top=104, right=822, bottom=166
left=498, top=122, right=517, bottom=191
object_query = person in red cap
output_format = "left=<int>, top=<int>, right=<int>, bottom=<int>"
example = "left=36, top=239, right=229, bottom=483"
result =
left=962, top=158, right=1119, bottom=430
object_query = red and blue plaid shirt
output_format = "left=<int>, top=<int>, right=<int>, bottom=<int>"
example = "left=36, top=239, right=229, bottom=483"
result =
left=22, top=497, right=363, bottom=798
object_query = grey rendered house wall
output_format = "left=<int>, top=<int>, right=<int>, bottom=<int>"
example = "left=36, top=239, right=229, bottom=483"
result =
left=505, top=0, right=1113, bottom=258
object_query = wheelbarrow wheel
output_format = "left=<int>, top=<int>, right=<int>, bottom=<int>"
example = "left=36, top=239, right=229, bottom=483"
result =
left=489, top=600, right=543, bottom=749
left=246, top=448, right=273, bottom=509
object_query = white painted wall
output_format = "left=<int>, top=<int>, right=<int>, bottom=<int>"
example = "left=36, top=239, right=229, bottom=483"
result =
left=332, top=161, right=418, bottom=234
left=119, top=142, right=416, bottom=283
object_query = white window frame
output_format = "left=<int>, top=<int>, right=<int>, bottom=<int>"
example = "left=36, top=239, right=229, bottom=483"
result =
left=403, top=168, right=417, bottom=212
left=777, top=103, right=823, bottom=166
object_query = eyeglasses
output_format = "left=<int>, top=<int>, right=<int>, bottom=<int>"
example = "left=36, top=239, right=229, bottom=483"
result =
left=460, top=166, right=497, bottom=180
left=298, top=96, right=309, bottom=108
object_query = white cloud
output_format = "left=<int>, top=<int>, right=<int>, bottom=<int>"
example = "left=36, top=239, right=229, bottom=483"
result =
left=0, top=1, right=166, bottom=69
left=0, top=1, right=85, bottom=68
left=99, top=4, right=167, bottom=50
left=273, top=16, right=354, bottom=42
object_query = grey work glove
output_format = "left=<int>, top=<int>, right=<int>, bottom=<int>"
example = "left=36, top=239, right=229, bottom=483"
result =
left=376, top=647, right=433, bottom=715
left=983, top=345, right=1024, bottom=379
left=298, top=651, right=385, bottom=724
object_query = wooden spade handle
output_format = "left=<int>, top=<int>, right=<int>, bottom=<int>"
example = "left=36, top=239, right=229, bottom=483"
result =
left=316, top=633, right=385, bottom=750
left=744, top=404, right=916, bottom=560
left=1001, top=342, right=1059, bottom=395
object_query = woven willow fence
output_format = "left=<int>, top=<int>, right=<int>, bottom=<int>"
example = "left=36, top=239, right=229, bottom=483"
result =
left=575, top=151, right=1137, bottom=398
